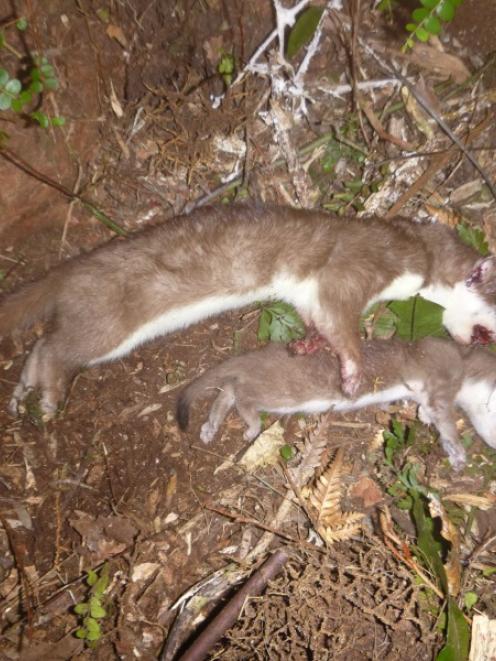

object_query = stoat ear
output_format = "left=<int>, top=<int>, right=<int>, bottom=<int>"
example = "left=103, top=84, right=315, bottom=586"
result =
left=466, top=256, right=496, bottom=291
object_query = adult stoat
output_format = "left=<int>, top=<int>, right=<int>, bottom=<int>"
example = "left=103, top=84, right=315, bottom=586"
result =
left=1, top=205, right=495, bottom=416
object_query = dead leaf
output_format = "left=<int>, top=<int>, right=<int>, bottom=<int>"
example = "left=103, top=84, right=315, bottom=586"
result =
left=423, top=203, right=459, bottom=227
left=165, top=471, right=177, bottom=507
left=443, top=493, right=496, bottom=510
left=138, top=403, right=162, bottom=418
left=402, top=86, right=434, bottom=139
left=350, top=476, right=384, bottom=508
left=408, top=42, right=471, bottom=84
left=203, top=35, right=224, bottom=68
left=450, top=180, right=484, bottom=205
left=109, top=80, right=124, bottom=118
left=238, top=421, right=286, bottom=471
left=428, top=495, right=461, bottom=596
left=70, top=511, right=137, bottom=561
left=106, top=24, right=128, bottom=48
left=131, top=562, right=160, bottom=582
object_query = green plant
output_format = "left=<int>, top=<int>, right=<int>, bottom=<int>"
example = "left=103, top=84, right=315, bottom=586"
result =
left=218, top=52, right=235, bottom=87
left=388, top=296, right=447, bottom=341
left=403, top=0, right=464, bottom=50
left=457, top=222, right=489, bottom=256
left=0, top=19, right=64, bottom=127
left=257, top=301, right=306, bottom=343
left=385, top=465, right=470, bottom=660
left=74, top=564, right=110, bottom=646
left=384, top=418, right=414, bottom=466
left=286, top=6, right=324, bottom=59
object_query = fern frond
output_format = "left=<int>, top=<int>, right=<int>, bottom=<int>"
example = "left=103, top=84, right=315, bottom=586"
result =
left=290, top=423, right=329, bottom=487
left=308, top=448, right=344, bottom=526
left=320, top=515, right=364, bottom=545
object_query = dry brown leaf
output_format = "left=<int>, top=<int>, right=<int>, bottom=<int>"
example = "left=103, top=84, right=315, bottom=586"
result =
left=428, top=495, right=461, bottom=596
left=238, top=420, right=287, bottom=471
left=350, top=476, right=384, bottom=508
left=423, top=203, right=459, bottom=227
left=165, top=471, right=177, bottom=508
left=443, top=492, right=496, bottom=510
left=401, top=86, right=434, bottom=139
left=106, top=24, right=128, bottom=48
left=408, top=42, right=471, bottom=84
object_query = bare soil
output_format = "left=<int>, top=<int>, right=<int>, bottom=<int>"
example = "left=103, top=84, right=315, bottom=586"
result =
left=0, top=1, right=495, bottom=659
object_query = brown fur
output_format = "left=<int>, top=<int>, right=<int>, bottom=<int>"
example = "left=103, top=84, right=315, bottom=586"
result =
left=177, top=337, right=496, bottom=469
left=1, top=205, right=491, bottom=415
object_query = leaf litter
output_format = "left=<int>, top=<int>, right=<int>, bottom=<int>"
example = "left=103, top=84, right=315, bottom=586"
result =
left=0, top=0, right=496, bottom=658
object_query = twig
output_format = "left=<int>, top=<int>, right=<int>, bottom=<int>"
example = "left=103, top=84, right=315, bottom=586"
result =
left=282, top=463, right=322, bottom=537
left=384, top=114, right=492, bottom=219
left=0, top=146, right=127, bottom=236
left=176, top=549, right=289, bottom=661
left=204, top=501, right=324, bottom=554
left=364, top=46, right=496, bottom=203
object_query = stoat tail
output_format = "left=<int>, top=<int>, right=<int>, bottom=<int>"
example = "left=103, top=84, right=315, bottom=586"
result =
left=176, top=367, right=233, bottom=431
left=0, top=274, right=58, bottom=337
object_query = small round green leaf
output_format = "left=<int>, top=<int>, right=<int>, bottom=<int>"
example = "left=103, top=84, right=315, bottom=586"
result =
left=40, top=64, right=54, bottom=77
left=5, top=79, right=21, bottom=96
left=416, top=25, right=431, bottom=41
left=43, top=77, right=59, bottom=91
left=0, top=93, right=12, bottom=110
left=30, top=68, right=41, bottom=82
left=30, top=111, right=49, bottom=128
left=29, top=80, right=43, bottom=94
left=86, top=569, right=98, bottom=586
left=405, top=23, right=417, bottom=32
left=16, top=17, right=28, bottom=31
left=420, top=0, right=438, bottom=8
left=0, top=68, right=8, bottom=87
left=90, top=601, right=107, bottom=619
left=51, top=116, right=66, bottom=127
left=75, top=628, right=88, bottom=639
left=424, top=15, right=442, bottom=34
left=85, top=617, right=101, bottom=639
left=464, top=592, right=478, bottom=610
left=412, top=7, right=429, bottom=21
left=74, top=602, right=89, bottom=615
left=280, top=444, right=296, bottom=462
left=437, top=0, right=455, bottom=21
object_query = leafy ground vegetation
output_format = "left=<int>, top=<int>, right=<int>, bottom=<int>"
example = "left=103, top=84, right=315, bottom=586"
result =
left=0, top=0, right=495, bottom=658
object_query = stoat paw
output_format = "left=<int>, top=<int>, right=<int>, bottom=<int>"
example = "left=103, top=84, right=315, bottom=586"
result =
left=417, top=405, right=433, bottom=426
left=446, top=443, right=467, bottom=472
left=341, top=360, right=361, bottom=397
left=200, top=422, right=216, bottom=444
left=243, top=425, right=261, bottom=442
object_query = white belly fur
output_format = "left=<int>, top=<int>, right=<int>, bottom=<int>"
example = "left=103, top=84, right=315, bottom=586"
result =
left=269, top=384, right=420, bottom=415
left=91, top=273, right=320, bottom=364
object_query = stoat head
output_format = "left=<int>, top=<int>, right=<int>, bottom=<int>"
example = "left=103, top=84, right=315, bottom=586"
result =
left=442, top=256, right=496, bottom=346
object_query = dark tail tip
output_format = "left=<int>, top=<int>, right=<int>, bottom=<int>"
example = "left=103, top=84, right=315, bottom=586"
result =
left=176, top=393, right=190, bottom=431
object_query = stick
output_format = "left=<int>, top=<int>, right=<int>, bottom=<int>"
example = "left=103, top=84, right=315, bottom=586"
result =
left=176, top=549, right=289, bottom=661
